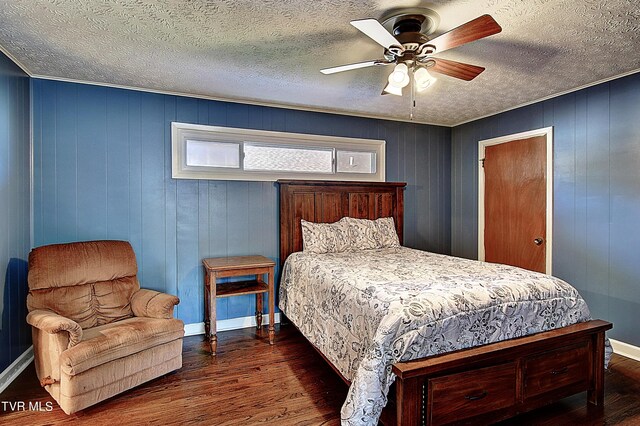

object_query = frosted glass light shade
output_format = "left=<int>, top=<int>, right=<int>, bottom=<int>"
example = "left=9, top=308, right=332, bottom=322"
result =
left=388, top=63, right=410, bottom=88
left=415, top=67, right=436, bottom=91
left=383, top=82, right=403, bottom=96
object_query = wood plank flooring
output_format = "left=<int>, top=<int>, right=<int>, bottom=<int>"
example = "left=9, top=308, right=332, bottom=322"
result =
left=1, top=325, right=639, bottom=425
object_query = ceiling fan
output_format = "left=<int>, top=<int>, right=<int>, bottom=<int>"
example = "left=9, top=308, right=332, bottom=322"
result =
left=321, top=8, right=502, bottom=96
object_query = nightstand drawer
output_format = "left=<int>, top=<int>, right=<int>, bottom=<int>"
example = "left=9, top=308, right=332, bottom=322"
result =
left=524, top=342, right=590, bottom=399
left=428, top=362, right=516, bottom=425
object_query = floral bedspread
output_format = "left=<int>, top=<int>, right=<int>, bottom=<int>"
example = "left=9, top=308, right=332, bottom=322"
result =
left=279, top=247, right=609, bottom=426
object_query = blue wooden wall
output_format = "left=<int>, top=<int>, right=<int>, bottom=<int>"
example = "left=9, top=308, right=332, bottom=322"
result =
left=32, top=79, right=451, bottom=326
left=0, top=52, right=31, bottom=372
left=451, top=72, right=640, bottom=346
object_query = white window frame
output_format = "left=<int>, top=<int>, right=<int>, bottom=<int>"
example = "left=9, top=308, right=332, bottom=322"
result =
left=171, top=122, right=386, bottom=182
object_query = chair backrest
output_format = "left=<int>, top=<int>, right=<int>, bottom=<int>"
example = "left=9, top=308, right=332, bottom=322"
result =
left=27, top=240, right=140, bottom=329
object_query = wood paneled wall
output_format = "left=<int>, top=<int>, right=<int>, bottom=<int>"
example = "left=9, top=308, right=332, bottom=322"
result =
left=451, top=72, right=640, bottom=346
left=32, top=79, right=451, bottom=325
left=0, top=52, right=31, bottom=372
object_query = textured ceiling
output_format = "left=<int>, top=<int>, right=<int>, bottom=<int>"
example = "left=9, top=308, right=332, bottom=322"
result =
left=1, top=0, right=639, bottom=126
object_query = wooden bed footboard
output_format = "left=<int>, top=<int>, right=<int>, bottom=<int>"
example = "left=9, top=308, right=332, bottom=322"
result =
left=382, top=319, right=612, bottom=426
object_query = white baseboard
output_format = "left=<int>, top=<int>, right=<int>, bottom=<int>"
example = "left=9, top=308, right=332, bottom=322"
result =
left=610, top=338, right=640, bottom=362
left=0, top=346, right=34, bottom=395
left=184, top=313, right=281, bottom=337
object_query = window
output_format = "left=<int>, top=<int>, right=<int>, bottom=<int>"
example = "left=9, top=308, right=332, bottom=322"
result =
left=336, top=150, right=376, bottom=174
left=171, top=122, right=385, bottom=182
left=243, top=143, right=333, bottom=173
left=185, top=140, right=240, bottom=168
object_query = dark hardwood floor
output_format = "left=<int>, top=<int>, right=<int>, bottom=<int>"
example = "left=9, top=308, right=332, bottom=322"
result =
left=1, top=325, right=639, bottom=425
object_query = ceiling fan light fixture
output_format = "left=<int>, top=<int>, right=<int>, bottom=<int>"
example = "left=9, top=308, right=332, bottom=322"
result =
left=414, top=67, right=436, bottom=91
left=383, top=82, right=403, bottom=96
left=388, top=63, right=410, bottom=88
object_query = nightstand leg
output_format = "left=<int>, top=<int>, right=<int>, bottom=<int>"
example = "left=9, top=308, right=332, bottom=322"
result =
left=204, top=269, right=210, bottom=338
left=210, top=334, right=218, bottom=355
left=255, top=291, right=263, bottom=329
left=268, top=268, right=275, bottom=345
left=208, top=271, right=217, bottom=356
left=256, top=293, right=262, bottom=329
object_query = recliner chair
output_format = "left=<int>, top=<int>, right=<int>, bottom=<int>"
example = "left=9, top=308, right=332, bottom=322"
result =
left=26, top=240, right=184, bottom=414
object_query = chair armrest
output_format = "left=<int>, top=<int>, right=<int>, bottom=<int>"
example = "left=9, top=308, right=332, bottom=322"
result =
left=131, top=289, right=180, bottom=319
left=26, top=310, right=82, bottom=349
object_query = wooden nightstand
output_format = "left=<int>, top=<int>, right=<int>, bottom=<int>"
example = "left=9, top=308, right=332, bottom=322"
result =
left=202, top=255, right=275, bottom=355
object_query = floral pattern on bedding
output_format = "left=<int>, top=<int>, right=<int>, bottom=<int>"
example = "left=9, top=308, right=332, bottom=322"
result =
left=279, top=247, right=611, bottom=426
left=301, top=217, right=401, bottom=254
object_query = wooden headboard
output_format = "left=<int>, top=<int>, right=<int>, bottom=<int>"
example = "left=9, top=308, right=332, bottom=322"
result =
left=278, top=180, right=406, bottom=265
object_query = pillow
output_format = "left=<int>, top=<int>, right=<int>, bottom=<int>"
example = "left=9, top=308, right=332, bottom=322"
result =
left=300, top=219, right=351, bottom=254
left=342, top=217, right=379, bottom=250
left=374, top=217, right=401, bottom=248
left=343, top=217, right=401, bottom=249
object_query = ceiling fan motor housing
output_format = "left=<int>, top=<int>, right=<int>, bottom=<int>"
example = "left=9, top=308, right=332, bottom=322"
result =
left=382, top=9, right=440, bottom=63
left=392, top=17, right=424, bottom=36
left=381, top=7, right=441, bottom=36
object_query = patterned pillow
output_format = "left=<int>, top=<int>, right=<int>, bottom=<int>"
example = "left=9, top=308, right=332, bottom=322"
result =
left=343, top=217, right=379, bottom=250
left=300, top=219, right=351, bottom=254
left=343, top=217, right=401, bottom=250
left=374, top=217, right=401, bottom=248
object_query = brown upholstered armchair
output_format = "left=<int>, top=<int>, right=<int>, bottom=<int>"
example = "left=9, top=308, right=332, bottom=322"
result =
left=26, top=240, right=184, bottom=414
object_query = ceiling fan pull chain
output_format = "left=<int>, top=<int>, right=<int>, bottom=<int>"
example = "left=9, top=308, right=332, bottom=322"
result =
left=410, top=68, right=416, bottom=120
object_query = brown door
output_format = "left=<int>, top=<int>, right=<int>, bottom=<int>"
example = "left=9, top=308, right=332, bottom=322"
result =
left=484, top=136, right=547, bottom=273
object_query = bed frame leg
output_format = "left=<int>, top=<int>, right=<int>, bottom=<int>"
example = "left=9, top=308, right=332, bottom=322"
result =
left=588, top=330, right=606, bottom=406
left=396, top=377, right=423, bottom=426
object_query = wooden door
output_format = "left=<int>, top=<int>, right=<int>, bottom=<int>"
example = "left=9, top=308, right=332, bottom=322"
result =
left=483, top=136, right=547, bottom=273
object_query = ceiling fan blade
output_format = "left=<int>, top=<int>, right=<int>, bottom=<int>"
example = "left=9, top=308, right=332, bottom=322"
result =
left=320, top=60, right=387, bottom=75
left=350, top=18, right=401, bottom=49
left=429, top=15, right=502, bottom=53
left=430, top=58, right=485, bottom=81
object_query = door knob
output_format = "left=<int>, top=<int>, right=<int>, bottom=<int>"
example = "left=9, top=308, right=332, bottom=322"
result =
left=534, top=238, right=544, bottom=246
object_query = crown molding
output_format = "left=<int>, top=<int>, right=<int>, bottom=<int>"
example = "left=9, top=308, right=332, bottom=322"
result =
left=29, top=73, right=447, bottom=127
left=0, top=43, right=32, bottom=75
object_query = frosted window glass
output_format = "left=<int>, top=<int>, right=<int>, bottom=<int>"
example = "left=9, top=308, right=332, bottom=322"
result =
left=244, top=144, right=333, bottom=173
left=336, top=151, right=376, bottom=174
left=186, top=140, right=240, bottom=168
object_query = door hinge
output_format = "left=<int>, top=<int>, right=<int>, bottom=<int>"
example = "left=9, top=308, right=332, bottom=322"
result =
left=481, top=158, right=485, bottom=168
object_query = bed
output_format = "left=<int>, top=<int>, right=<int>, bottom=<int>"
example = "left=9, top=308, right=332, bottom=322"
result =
left=277, top=179, right=612, bottom=426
